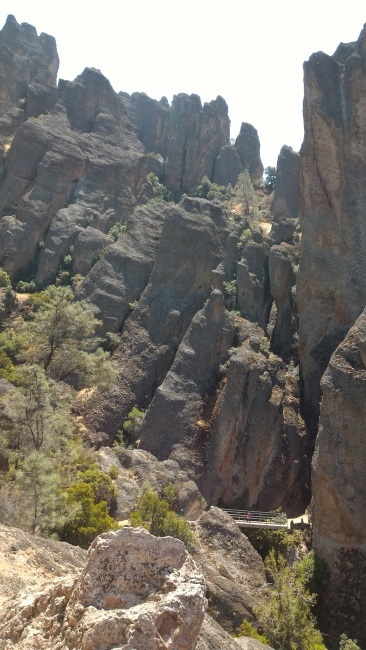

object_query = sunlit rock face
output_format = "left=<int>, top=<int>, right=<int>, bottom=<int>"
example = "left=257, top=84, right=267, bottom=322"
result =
left=0, top=527, right=206, bottom=650
left=312, top=308, right=366, bottom=648
left=297, top=24, right=366, bottom=438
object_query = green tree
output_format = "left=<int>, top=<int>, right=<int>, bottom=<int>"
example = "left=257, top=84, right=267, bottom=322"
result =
left=236, top=620, right=269, bottom=645
left=234, top=170, right=254, bottom=216
left=17, top=286, right=117, bottom=391
left=14, top=451, right=71, bottom=535
left=264, top=166, right=276, bottom=190
left=0, top=365, right=74, bottom=453
left=0, top=268, right=11, bottom=288
left=255, top=551, right=325, bottom=650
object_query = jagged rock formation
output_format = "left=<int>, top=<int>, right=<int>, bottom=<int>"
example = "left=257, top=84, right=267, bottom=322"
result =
left=139, top=289, right=235, bottom=478
left=297, top=24, right=366, bottom=437
left=213, top=122, right=263, bottom=187
left=86, top=197, right=232, bottom=439
left=0, top=14, right=58, bottom=120
left=271, top=145, right=300, bottom=221
left=205, top=334, right=307, bottom=516
left=269, top=242, right=298, bottom=363
left=0, top=527, right=206, bottom=649
left=236, top=228, right=272, bottom=330
left=312, top=309, right=366, bottom=647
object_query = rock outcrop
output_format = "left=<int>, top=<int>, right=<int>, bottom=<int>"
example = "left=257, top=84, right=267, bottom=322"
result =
left=297, top=24, right=366, bottom=437
left=205, top=334, right=307, bottom=516
left=191, top=507, right=266, bottom=633
left=312, top=309, right=366, bottom=647
left=0, top=15, right=58, bottom=120
left=213, top=122, right=263, bottom=187
left=271, top=145, right=300, bottom=221
left=0, top=527, right=206, bottom=650
left=269, top=242, right=298, bottom=363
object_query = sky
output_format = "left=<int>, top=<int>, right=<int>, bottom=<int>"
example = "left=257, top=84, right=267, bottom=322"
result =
left=0, top=1, right=365, bottom=167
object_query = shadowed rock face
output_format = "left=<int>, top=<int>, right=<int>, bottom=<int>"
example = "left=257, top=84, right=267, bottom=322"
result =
left=0, top=527, right=206, bottom=650
left=213, top=122, right=263, bottom=187
left=0, top=14, right=58, bottom=119
left=271, top=145, right=300, bottom=222
left=205, top=338, right=308, bottom=516
left=297, top=24, right=366, bottom=436
left=312, top=309, right=366, bottom=648
left=0, top=66, right=146, bottom=281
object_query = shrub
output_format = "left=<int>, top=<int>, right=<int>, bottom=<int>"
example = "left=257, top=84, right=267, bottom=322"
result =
left=236, top=620, right=269, bottom=644
left=60, top=481, right=118, bottom=548
left=130, top=483, right=194, bottom=547
left=339, top=634, right=361, bottom=649
left=0, top=268, right=11, bottom=288
left=108, top=223, right=126, bottom=242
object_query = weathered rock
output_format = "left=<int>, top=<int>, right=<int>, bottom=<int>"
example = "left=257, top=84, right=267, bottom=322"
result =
left=0, top=67, right=146, bottom=282
left=96, top=446, right=203, bottom=520
left=72, top=227, right=112, bottom=277
left=237, top=231, right=272, bottom=330
left=86, top=198, right=232, bottom=440
left=269, top=242, right=298, bottom=363
left=196, top=614, right=273, bottom=650
left=190, top=507, right=266, bottom=634
left=165, top=94, right=230, bottom=192
left=0, top=527, right=206, bottom=650
left=205, top=339, right=308, bottom=516
left=312, top=308, right=366, bottom=647
left=79, top=203, right=167, bottom=333
left=213, top=144, right=243, bottom=187
left=297, top=25, right=366, bottom=436
left=0, top=524, right=85, bottom=608
left=234, top=123, right=263, bottom=182
left=139, top=290, right=235, bottom=480
left=0, top=14, right=58, bottom=118
left=271, top=145, right=300, bottom=221
left=129, top=92, right=171, bottom=158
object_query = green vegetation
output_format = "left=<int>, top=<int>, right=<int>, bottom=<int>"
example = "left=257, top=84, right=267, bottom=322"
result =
left=147, top=173, right=169, bottom=203
left=0, top=268, right=11, bottom=288
left=235, top=620, right=269, bottom=645
left=192, top=176, right=233, bottom=203
left=0, top=280, right=120, bottom=547
left=223, top=280, right=237, bottom=311
left=234, top=170, right=255, bottom=216
left=108, top=222, right=126, bottom=242
left=130, top=483, right=194, bottom=546
left=244, top=526, right=303, bottom=560
left=255, top=551, right=326, bottom=650
left=119, top=405, right=146, bottom=447
left=264, top=166, right=276, bottom=190
left=339, top=634, right=361, bottom=650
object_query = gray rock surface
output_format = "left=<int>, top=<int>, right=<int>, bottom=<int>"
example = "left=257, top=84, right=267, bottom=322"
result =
left=297, top=24, right=366, bottom=437
left=312, top=308, right=366, bottom=647
left=234, top=123, right=263, bottom=182
left=269, top=242, right=298, bottom=363
left=0, top=527, right=206, bottom=649
left=190, top=507, right=266, bottom=634
left=139, top=290, right=235, bottom=479
left=271, top=145, right=300, bottom=221
left=86, top=198, right=232, bottom=440
left=196, top=614, right=273, bottom=650
left=236, top=231, right=271, bottom=330
left=205, top=338, right=307, bottom=516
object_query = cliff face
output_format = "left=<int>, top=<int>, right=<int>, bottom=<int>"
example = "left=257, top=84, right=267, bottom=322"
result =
left=297, top=25, right=366, bottom=435
left=312, top=309, right=366, bottom=646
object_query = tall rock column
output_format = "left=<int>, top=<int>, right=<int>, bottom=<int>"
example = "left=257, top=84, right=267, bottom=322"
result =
left=312, top=309, right=366, bottom=647
left=297, top=25, right=366, bottom=437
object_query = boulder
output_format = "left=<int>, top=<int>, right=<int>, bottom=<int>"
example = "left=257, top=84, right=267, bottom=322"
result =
left=0, top=527, right=206, bottom=649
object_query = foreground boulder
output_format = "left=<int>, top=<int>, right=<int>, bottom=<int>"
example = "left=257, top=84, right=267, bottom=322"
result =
left=0, top=527, right=206, bottom=649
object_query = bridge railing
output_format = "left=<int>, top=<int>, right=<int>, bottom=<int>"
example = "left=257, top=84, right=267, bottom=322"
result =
left=222, top=508, right=287, bottom=526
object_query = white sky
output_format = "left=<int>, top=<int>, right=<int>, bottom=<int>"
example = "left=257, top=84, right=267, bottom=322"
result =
left=1, top=1, right=365, bottom=167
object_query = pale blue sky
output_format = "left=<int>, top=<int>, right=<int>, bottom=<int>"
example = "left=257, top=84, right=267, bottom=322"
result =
left=1, top=1, right=365, bottom=166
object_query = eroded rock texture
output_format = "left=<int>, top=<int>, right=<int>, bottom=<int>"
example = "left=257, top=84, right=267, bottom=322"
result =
left=0, top=527, right=206, bottom=650
left=297, top=24, right=366, bottom=436
left=271, top=145, right=300, bottom=221
left=213, top=122, right=263, bottom=187
left=312, top=309, right=366, bottom=647
left=205, top=335, right=307, bottom=516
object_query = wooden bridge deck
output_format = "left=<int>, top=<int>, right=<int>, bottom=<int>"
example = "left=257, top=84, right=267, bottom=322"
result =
left=222, top=508, right=288, bottom=530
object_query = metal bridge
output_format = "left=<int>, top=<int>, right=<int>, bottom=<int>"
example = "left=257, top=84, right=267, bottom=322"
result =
left=222, top=509, right=288, bottom=530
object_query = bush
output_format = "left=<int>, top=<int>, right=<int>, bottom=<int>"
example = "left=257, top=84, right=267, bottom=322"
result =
left=244, top=527, right=303, bottom=560
left=339, top=634, right=361, bottom=650
left=236, top=620, right=269, bottom=645
left=0, top=269, right=11, bottom=288
left=60, top=481, right=118, bottom=548
left=130, top=483, right=194, bottom=547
